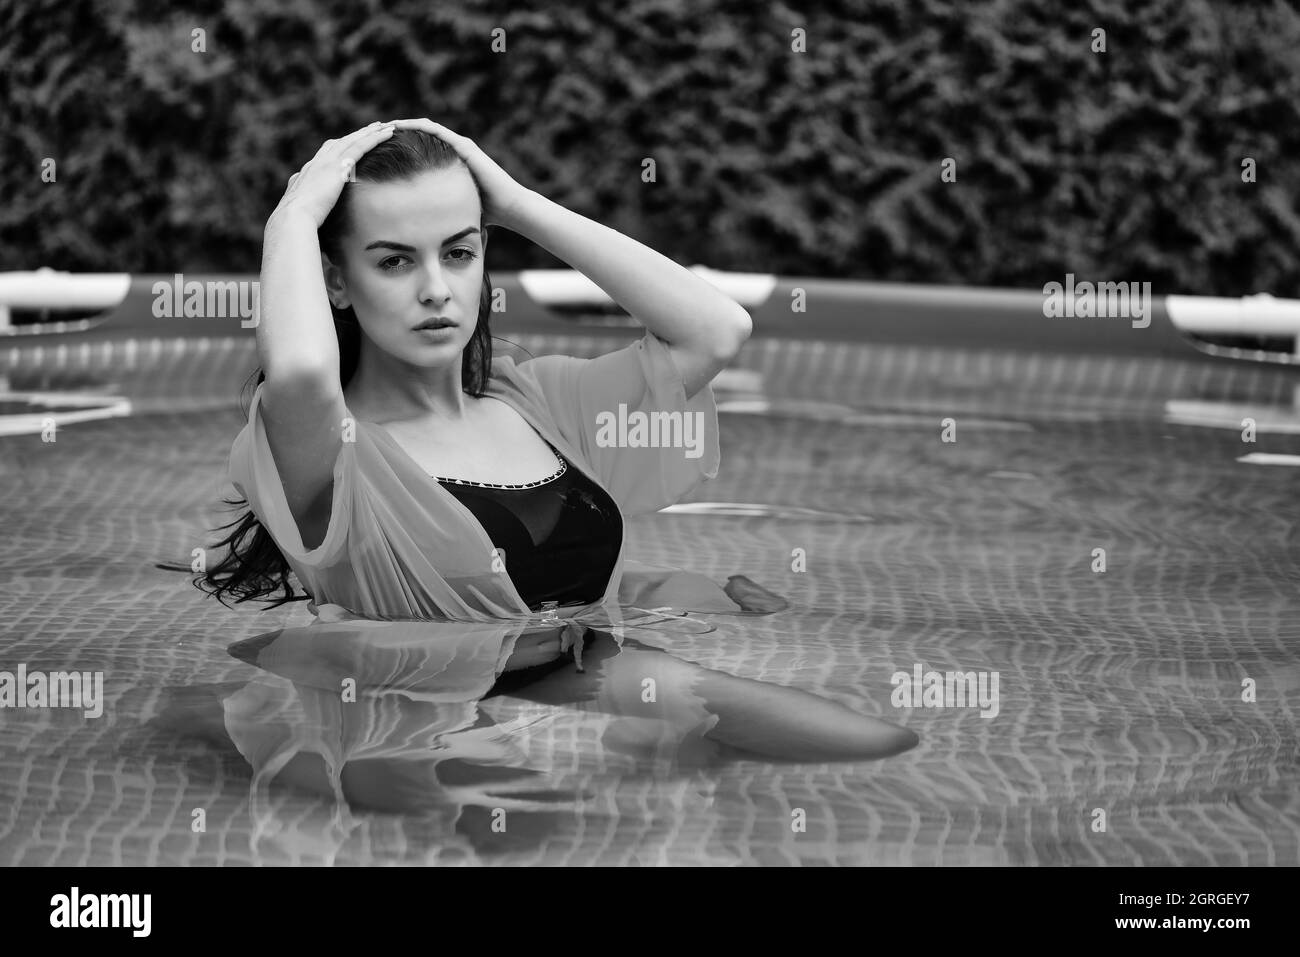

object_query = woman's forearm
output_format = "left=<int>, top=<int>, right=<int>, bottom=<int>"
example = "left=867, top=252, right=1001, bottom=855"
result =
left=504, top=190, right=752, bottom=355
left=257, top=208, right=341, bottom=383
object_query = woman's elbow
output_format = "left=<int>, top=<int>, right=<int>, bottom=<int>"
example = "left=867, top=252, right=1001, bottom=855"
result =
left=716, top=308, right=753, bottom=357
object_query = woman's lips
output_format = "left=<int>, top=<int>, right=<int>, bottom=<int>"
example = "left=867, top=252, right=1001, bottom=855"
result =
left=414, top=316, right=456, bottom=331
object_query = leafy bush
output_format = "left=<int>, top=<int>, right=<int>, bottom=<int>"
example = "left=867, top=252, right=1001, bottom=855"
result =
left=2, top=0, right=1297, bottom=295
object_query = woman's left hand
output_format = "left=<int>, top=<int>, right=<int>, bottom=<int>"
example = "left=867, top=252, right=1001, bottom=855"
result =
left=385, top=118, right=533, bottom=230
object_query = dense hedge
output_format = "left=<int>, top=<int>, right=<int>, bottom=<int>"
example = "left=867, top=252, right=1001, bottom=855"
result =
left=2, top=0, right=1297, bottom=295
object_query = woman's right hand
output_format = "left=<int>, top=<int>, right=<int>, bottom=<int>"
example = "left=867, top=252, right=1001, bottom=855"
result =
left=271, top=121, right=396, bottom=228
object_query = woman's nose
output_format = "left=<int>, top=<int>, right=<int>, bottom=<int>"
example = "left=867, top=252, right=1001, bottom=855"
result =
left=418, top=264, right=452, bottom=304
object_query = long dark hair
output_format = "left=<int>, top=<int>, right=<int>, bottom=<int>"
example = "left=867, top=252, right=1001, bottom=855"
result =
left=160, top=128, right=519, bottom=608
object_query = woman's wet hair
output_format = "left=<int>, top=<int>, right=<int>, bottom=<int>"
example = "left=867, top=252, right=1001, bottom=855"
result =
left=162, top=128, right=505, bottom=608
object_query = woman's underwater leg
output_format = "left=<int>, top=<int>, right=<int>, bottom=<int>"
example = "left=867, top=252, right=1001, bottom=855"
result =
left=495, top=629, right=919, bottom=762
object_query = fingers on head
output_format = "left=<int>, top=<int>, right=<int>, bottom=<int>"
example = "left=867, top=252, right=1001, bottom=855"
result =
left=339, top=131, right=391, bottom=166
left=312, top=124, right=393, bottom=170
left=353, top=122, right=391, bottom=140
left=345, top=126, right=396, bottom=156
left=394, top=118, right=441, bottom=133
left=324, top=125, right=374, bottom=152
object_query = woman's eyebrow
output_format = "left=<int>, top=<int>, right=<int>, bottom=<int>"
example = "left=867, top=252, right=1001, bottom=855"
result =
left=364, top=227, right=480, bottom=252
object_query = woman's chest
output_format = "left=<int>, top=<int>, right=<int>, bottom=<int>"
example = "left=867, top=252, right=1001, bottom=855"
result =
left=383, top=397, right=562, bottom=485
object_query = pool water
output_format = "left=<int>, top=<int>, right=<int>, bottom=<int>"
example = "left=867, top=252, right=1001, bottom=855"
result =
left=1, top=332, right=1298, bottom=865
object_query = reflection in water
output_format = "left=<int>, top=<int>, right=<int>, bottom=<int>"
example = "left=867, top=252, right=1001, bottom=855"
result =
left=156, top=603, right=917, bottom=863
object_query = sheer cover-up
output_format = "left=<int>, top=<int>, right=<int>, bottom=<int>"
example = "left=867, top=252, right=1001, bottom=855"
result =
left=228, top=329, right=747, bottom=646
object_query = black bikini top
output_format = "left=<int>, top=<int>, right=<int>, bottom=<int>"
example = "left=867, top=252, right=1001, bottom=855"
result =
left=435, top=442, right=623, bottom=612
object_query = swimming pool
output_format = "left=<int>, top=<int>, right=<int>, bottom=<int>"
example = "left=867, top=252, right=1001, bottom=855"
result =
left=2, top=313, right=1298, bottom=865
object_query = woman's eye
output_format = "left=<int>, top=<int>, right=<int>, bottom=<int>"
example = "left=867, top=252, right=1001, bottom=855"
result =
left=378, top=250, right=475, bottom=271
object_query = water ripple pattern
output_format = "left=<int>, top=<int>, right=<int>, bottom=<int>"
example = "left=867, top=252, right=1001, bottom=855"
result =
left=0, top=334, right=1297, bottom=865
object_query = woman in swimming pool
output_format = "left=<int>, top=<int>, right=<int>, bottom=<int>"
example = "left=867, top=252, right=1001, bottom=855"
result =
left=191, top=118, right=918, bottom=763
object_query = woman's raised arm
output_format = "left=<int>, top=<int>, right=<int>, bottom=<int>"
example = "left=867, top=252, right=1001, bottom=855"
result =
left=250, top=122, right=394, bottom=553
left=256, top=122, right=394, bottom=383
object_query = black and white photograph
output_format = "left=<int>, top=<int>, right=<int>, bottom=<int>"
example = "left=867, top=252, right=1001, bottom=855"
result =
left=0, top=0, right=1294, bottom=908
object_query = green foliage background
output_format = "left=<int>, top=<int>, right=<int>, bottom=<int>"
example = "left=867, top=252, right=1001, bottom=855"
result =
left=2, top=0, right=1298, bottom=295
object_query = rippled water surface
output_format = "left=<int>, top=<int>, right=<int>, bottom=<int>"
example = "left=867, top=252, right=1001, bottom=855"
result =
left=1, top=333, right=1298, bottom=865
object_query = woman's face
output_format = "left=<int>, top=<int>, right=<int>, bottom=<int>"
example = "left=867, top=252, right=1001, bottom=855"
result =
left=325, top=164, right=486, bottom=372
